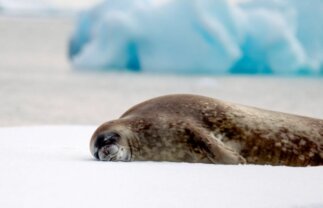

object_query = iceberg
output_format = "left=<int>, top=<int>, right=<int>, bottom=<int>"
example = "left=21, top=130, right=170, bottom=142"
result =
left=0, top=0, right=102, bottom=16
left=69, top=0, right=323, bottom=75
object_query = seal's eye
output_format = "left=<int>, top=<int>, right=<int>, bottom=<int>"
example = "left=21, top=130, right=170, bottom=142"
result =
left=95, top=132, right=120, bottom=149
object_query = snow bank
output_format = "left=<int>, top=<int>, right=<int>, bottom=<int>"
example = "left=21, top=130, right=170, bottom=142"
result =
left=69, top=0, right=323, bottom=75
left=0, top=126, right=322, bottom=208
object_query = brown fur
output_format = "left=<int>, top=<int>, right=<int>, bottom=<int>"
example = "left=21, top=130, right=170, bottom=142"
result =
left=91, top=94, right=323, bottom=166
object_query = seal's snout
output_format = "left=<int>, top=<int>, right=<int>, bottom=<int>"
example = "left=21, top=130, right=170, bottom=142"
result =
left=93, top=132, right=120, bottom=160
left=92, top=131, right=131, bottom=161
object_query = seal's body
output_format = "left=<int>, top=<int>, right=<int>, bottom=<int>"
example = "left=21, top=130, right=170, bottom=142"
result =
left=90, top=94, right=323, bottom=166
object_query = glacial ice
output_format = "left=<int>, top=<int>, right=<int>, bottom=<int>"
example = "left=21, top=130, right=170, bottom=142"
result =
left=69, top=0, right=323, bottom=75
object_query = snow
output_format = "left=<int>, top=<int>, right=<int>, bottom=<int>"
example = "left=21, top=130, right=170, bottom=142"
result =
left=0, top=126, right=322, bottom=208
left=69, top=0, right=323, bottom=75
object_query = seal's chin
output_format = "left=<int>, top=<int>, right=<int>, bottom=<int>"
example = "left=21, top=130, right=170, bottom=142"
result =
left=97, top=144, right=130, bottom=161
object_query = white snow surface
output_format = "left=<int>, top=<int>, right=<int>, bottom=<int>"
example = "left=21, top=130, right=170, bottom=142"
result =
left=0, top=126, right=323, bottom=208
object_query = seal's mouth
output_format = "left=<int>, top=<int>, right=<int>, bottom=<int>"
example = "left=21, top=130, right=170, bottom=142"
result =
left=95, top=144, right=130, bottom=161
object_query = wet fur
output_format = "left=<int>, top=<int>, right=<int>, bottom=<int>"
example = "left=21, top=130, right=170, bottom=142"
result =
left=91, top=94, right=323, bottom=166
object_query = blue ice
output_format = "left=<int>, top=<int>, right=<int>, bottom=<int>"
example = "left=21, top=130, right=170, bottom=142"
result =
left=69, top=0, right=323, bottom=75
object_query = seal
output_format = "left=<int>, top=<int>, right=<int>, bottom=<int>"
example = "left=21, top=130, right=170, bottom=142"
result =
left=90, top=94, right=323, bottom=166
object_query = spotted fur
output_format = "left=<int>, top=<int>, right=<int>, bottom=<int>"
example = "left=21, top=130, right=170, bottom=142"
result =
left=90, top=94, right=323, bottom=166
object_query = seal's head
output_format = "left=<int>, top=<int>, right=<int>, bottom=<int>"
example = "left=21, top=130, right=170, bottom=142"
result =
left=90, top=121, right=132, bottom=161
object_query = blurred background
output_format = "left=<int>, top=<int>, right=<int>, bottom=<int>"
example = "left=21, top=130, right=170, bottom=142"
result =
left=0, top=0, right=322, bottom=126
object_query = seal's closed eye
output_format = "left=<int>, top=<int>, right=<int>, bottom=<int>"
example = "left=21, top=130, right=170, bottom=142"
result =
left=95, top=132, right=120, bottom=149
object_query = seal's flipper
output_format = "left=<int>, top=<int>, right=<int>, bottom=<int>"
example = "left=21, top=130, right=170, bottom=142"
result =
left=207, top=137, right=246, bottom=164
left=187, top=127, right=246, bottom=164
